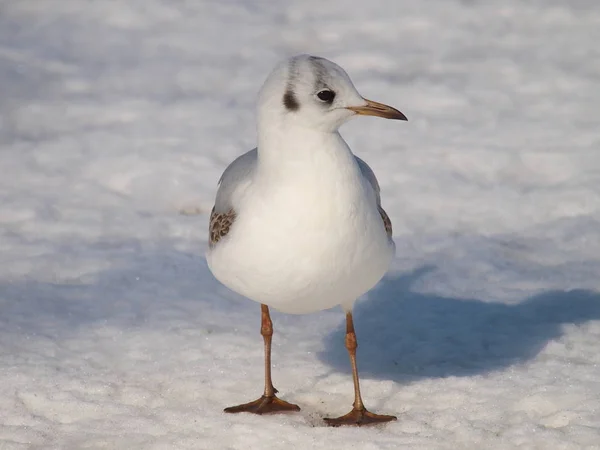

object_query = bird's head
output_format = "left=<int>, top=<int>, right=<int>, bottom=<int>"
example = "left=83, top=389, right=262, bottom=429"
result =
left=257, top=54, right=407, bottom=133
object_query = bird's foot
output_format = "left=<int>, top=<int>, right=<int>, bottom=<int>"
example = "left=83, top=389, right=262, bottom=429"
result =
left=224, top=395, right=301, bottom=415
left=324, top=407, right=396, bottom=427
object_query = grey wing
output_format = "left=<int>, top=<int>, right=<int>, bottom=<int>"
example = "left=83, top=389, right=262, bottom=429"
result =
left=355, top=156, right=381, bottom=205
left=355, top=156, right=392, bottom=238
left=209, top=148, right=257, bottom=247
left=215, top=148, right=257, bottom=212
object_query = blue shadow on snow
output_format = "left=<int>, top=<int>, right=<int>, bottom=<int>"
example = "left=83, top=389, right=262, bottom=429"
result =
left=319, top=266, right=600, bottom=381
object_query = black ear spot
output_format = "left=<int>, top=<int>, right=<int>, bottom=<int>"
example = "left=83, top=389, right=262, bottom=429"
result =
left=283, top=90, right=300, bottom=111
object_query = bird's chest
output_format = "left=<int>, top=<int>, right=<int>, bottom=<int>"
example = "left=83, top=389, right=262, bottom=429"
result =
left=233, top=177, right=382, bottom=267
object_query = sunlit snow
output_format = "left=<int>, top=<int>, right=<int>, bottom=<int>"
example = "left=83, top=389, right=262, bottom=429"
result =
left=1, top=1, right=599, bottom=448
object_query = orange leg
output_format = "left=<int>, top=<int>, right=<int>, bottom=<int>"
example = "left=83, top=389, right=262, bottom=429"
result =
left=224, top=304, right=300, bottom=414
left=324, top=312, right=396, bottom=426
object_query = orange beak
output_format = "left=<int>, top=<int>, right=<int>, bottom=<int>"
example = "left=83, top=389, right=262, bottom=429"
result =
left=346, top=99, right=407, bottom=121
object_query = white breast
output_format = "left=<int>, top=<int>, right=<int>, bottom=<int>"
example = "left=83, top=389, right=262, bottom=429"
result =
left=206, top=136, right=394, bottom=314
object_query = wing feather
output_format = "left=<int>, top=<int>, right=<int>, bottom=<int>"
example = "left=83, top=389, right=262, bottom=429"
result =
left=356, top=156, right=392, bottom=238
left=208, top=149, right=257, bottom=247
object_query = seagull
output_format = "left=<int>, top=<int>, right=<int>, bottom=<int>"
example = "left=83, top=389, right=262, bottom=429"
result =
left=206, top=54, right=407, bottom=426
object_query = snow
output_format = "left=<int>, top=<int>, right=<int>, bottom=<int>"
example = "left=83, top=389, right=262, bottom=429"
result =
left=1, top=0, right=600, bottom=448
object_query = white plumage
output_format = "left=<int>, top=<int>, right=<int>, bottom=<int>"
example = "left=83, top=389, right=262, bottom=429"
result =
left=207, top=55, right=400, bottom=314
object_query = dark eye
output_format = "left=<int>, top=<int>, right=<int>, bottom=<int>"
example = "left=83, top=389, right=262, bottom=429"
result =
left=316, top=89, right=336, bottom=103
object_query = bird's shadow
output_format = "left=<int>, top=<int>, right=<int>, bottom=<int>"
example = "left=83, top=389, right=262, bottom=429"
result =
left=319, top=266, right=600, bottom=382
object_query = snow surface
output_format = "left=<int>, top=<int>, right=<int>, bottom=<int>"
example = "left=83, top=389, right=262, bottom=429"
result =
left=1, top=0, right=600, bottom=448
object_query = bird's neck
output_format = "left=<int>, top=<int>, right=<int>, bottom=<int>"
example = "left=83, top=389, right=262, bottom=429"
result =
left=256, top=124, right=356, bottom=178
